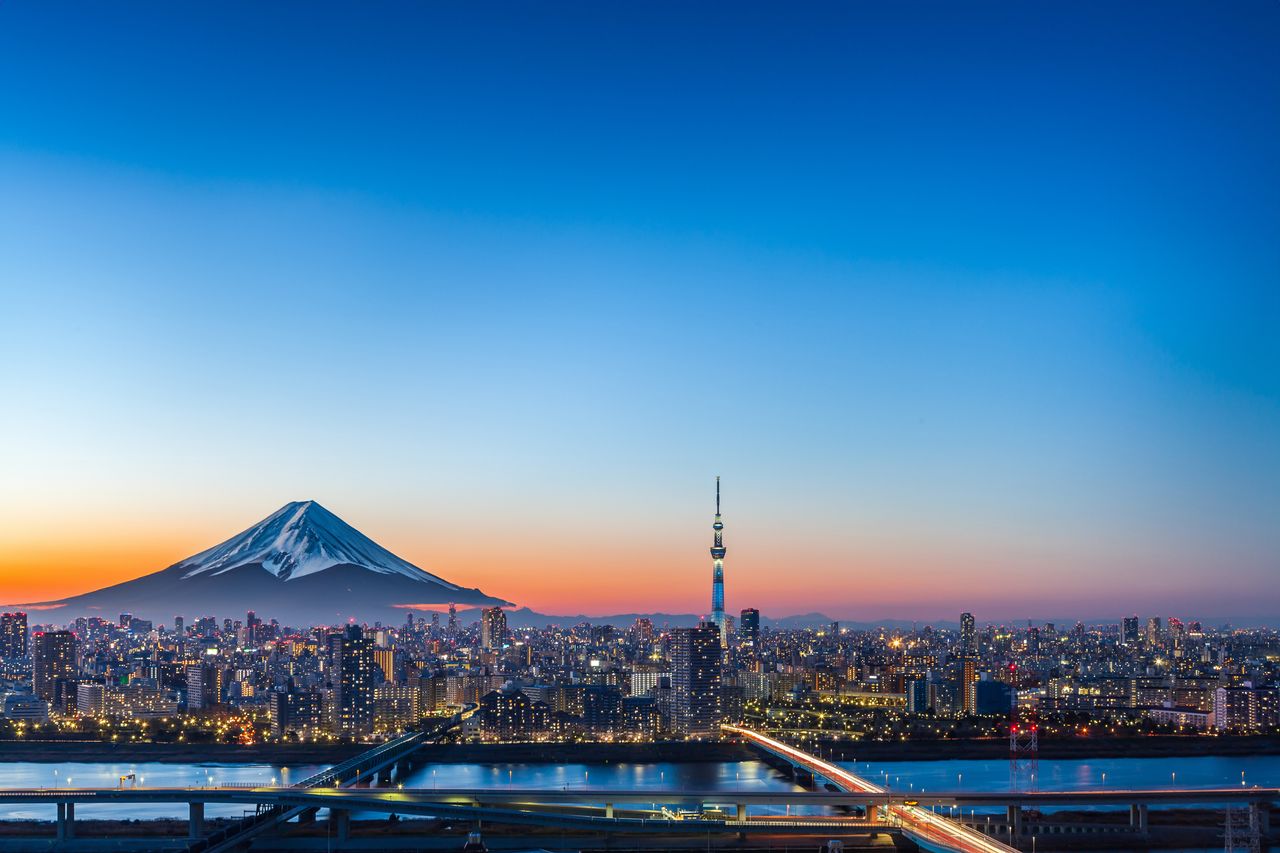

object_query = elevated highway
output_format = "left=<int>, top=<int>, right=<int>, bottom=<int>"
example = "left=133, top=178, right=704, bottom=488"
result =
left=4, top=785, right=1275, bottom=810
left=183, top=704, right=474, bottom=852
left=726, top=724, right=1022, bottom=853
left=3, top=717, right=1273, bottom=850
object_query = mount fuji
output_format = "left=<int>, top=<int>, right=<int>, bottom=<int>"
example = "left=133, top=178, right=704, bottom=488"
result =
left=18, top=501, right=510, bottom=625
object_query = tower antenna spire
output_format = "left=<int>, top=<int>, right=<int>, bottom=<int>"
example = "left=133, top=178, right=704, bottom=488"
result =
left=716, top=475, right=720, bottom=515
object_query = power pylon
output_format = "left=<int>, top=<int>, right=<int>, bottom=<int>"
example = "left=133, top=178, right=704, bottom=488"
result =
left=1008, top=665, right=1038, bottom=791
left=1223, top=806, right=1261, bottom=853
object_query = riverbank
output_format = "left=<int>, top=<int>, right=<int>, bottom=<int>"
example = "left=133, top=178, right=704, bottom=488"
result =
left=0, top=739, right=753, bottom=765
left=5, top=733, right=1280, bottom=764
left=0, top=740, right=368, bottom=764
left=818, top=734, right=1280, bottom=761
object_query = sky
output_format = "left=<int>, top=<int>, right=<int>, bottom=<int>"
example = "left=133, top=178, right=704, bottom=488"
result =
left=1, top=3, right=1278, bottom=623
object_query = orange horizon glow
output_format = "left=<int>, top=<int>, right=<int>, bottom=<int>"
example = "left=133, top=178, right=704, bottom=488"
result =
left=0, top=507, right=1249, bottom=622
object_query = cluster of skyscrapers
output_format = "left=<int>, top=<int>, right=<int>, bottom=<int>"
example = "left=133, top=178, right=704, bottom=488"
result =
left=2, top=483, right=1278, bottom=745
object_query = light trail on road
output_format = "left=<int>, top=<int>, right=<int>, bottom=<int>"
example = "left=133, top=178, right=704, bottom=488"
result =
left=724, top=725, right=1020, bottom=853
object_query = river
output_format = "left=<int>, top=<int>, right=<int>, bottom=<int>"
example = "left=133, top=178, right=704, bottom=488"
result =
left=0, top=754, right=1277, bottom=823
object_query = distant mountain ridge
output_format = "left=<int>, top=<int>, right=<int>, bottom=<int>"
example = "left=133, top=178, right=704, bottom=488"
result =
left=11, top=501, right=508, bottom=624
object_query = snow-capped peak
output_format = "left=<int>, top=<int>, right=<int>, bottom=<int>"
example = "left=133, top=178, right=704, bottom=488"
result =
left=176, top=500, right=460, bottom=587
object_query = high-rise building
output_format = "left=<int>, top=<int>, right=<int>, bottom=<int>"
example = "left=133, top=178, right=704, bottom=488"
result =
left=959, top=612, right=976, bottom=657
left=709, top=477, right=728, bottom=647
left=1122, top=616, right=1140, bottom=644
left=961, top=658, right=978, bottom=716
left=333, top=625, right=374, bottom=735
left=76, top=683, right=106, bottom=717
left=1214, top=687, right=1263, bottom=731
left=739, top=608, right=760, bottom=647
left=447, top=603, right=458, bottom=637
left=186, top=663, right=222, bottom=710
left=481, top=607, right=507, bottom=651
left=477, top=685, right=548, bottom=740
left=373, top=646, right=396, bottom=683
left=1, top=612, right=27, bottom=659
left=1146, top=616, right=1163, bottom=646
left=671, top=623, right=722, bottom=737
left=957, top=611, right=978, bottom=717
left=906, top=678, right=934, bottom=714
left=173, top=616, right=184, bottom=637
left=270, top=690, right=327, bottom=737
left=629, top=666, right=670, bottom=698
left=33, top=630, right=77, bottom=705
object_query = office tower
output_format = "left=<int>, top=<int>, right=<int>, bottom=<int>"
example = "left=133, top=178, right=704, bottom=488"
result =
left=1123, top=616, right=1140, bottom=644
left=959, top=612, right=976, bottom=656
left=33, top=630, right=77, bottom=704
left=447, top=602, right=458, bottom=637
left=173, top=616, right=184, bottom=637
left=481, top=606, right=507, bottom=651
left=709, top=477, right=728, bottom=647
left=334, top=625, right=374, bottom=735
left=671, top=623, right=722, bottom=737
left=430, top=612, right=441, bottom=638
left=1146, top=616, right=1163, bottom=646
left=739, top=608, right=760, bottom=647
left=245, top=610, right=260, bottom=645
left=1, top=612, right=27, bottom=658
left=119, top=613, right=132, bottom=628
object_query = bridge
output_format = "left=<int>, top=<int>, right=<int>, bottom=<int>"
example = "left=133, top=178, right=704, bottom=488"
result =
left=181, top=705, right=478, bottom=852
left=721, top=724, right=1276, bottom=852
left=2, top=720, right=1274, bottom=851
left=725, top=725, right=1026, bottom=853
left=5, top=781, right=1275, bottom=850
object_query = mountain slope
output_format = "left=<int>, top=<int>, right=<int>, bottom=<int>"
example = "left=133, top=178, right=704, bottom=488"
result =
left=15, top=501, right=510, bottom=625
left=175, top=500, right=456, bottom=584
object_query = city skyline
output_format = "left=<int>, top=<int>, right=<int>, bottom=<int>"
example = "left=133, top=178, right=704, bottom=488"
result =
left=5, top=493, right=1276, bottom=628
left=2, top=5, right=1278, bottom=621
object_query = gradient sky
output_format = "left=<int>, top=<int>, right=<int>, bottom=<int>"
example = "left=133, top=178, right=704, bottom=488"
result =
left=2, top=3, right=1278, bottom=623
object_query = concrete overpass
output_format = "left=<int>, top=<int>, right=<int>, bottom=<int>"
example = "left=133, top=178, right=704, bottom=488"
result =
left=4, top=781, right=1274, bottom=847
left=183, top=705, right=475, bottom=852
left=3, top=716, right=1274, bottom=851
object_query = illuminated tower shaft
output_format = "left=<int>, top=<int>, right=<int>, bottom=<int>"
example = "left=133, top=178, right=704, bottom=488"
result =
left=710, top=477, right=727, bottom=647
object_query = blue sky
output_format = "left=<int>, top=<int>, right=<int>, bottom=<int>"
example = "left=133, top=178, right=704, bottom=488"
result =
left=1, top=3, right=1277, bottom=620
